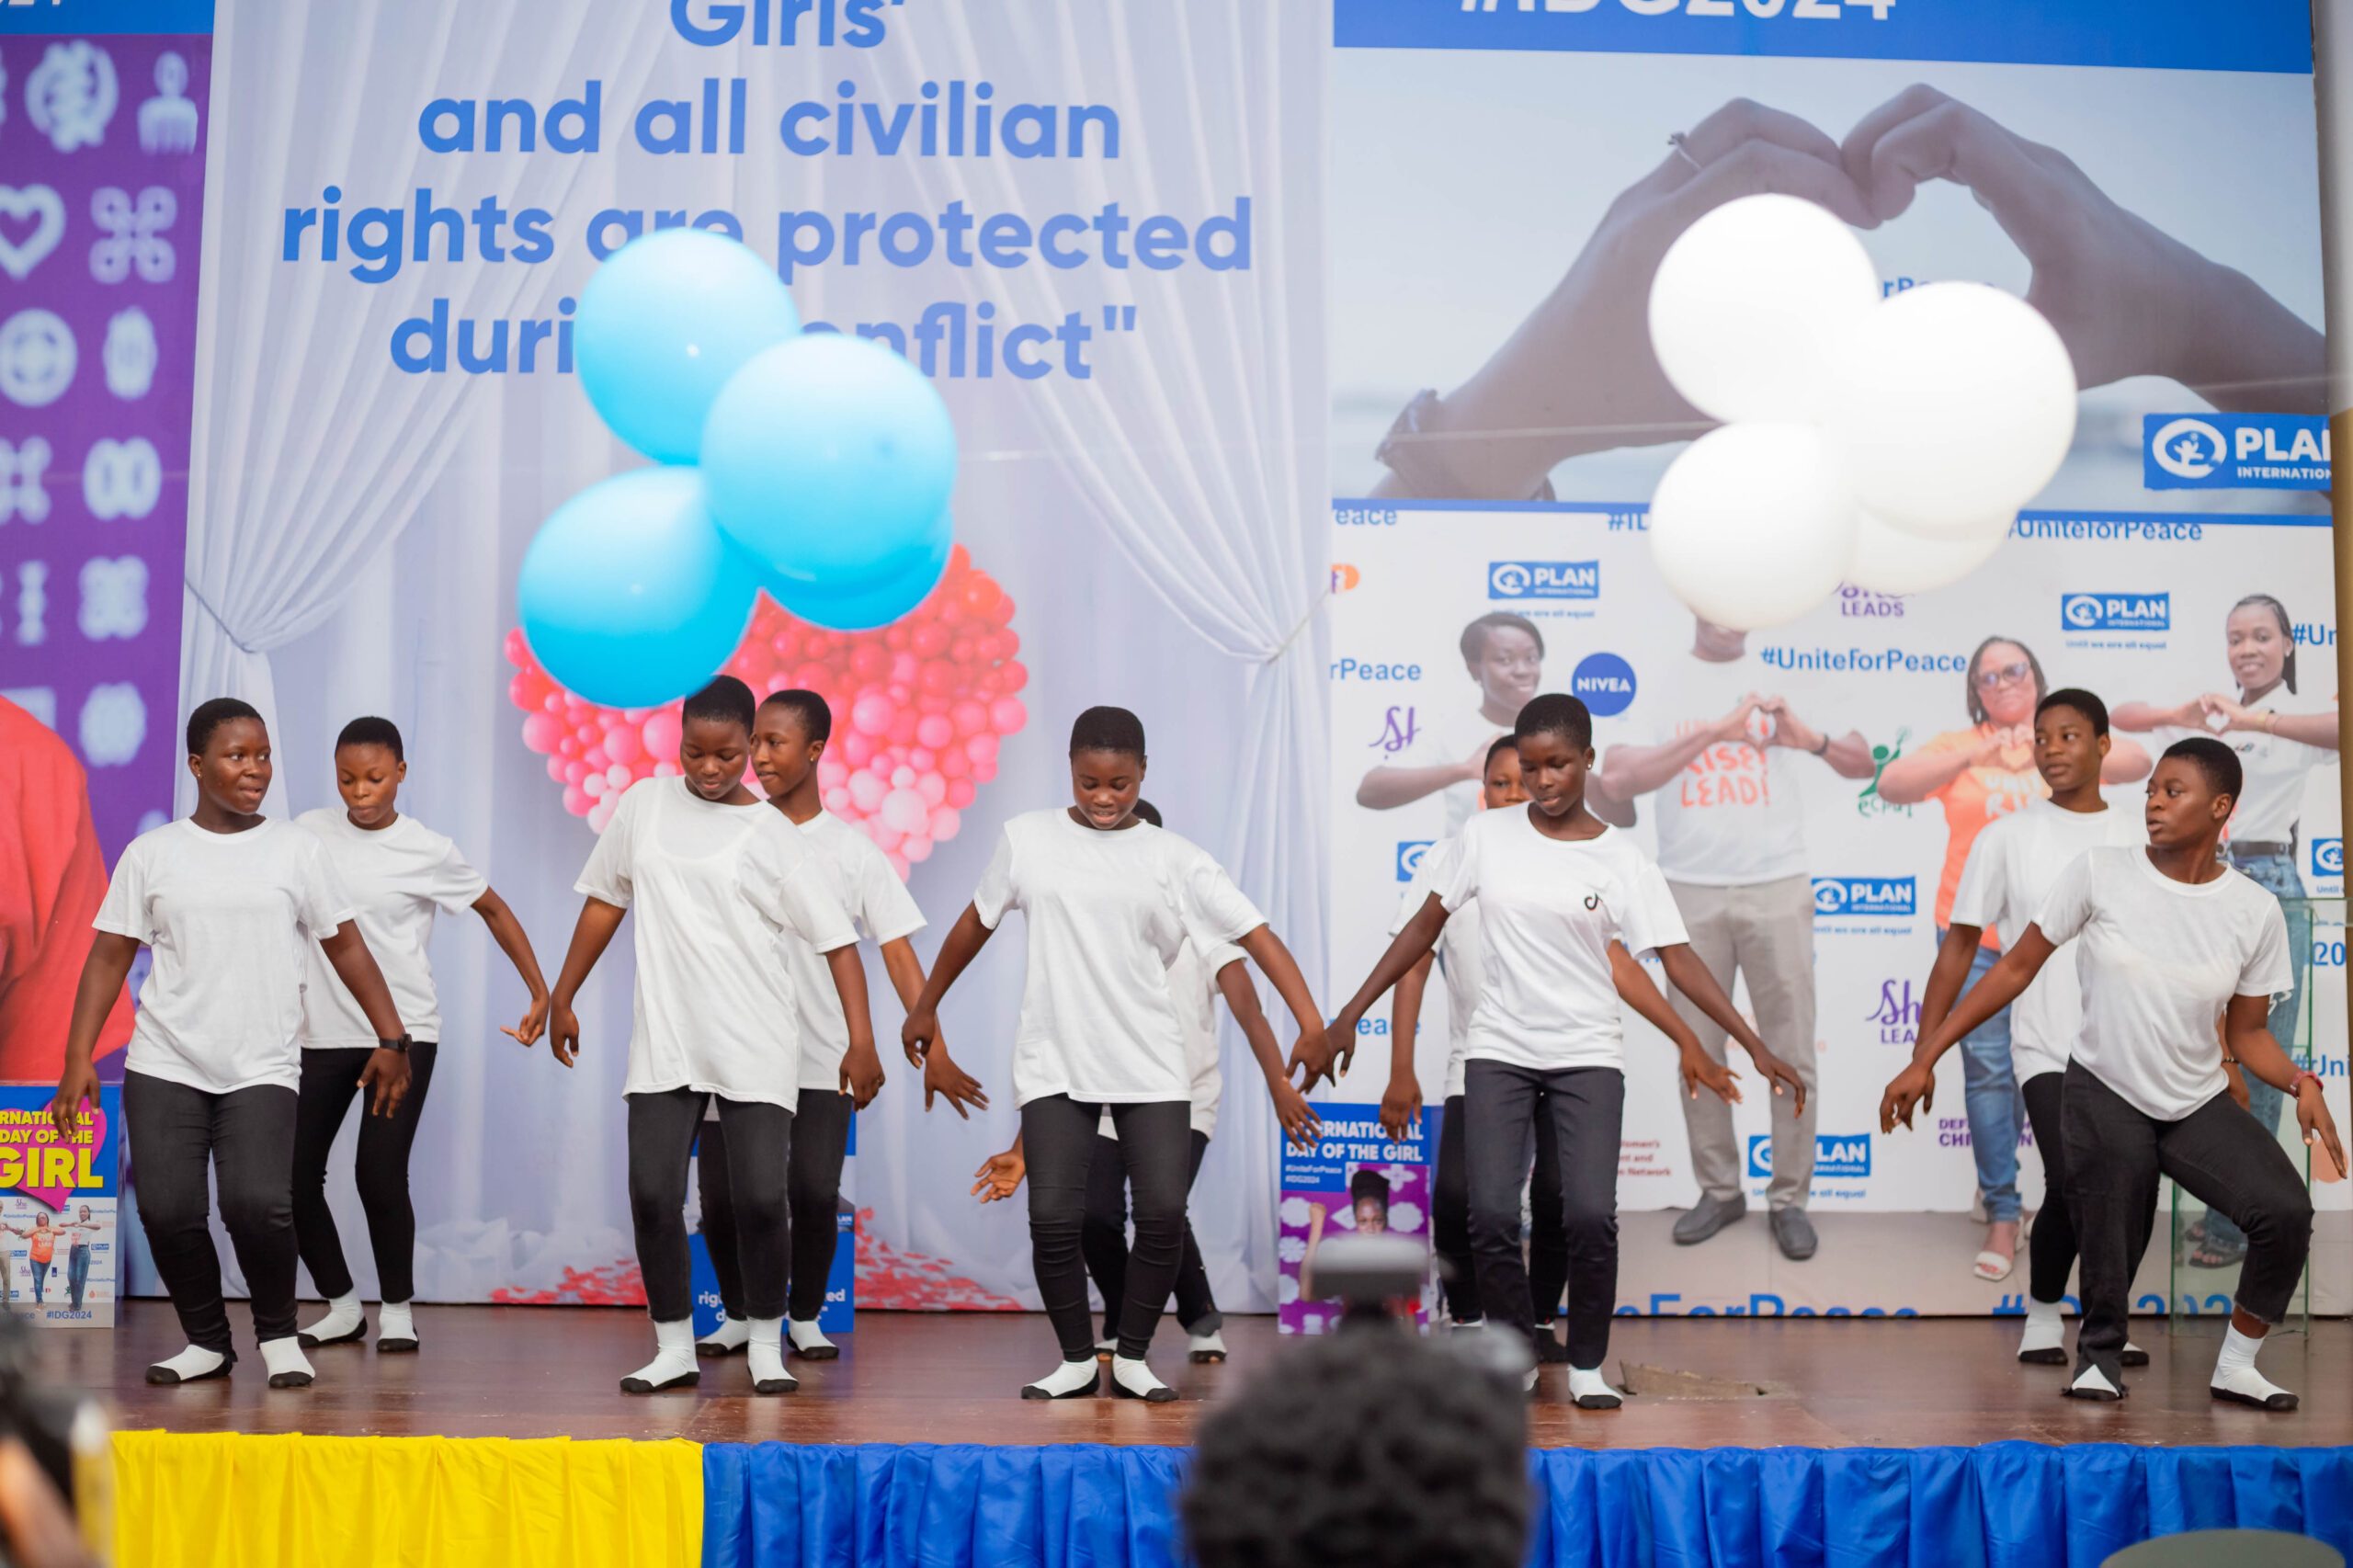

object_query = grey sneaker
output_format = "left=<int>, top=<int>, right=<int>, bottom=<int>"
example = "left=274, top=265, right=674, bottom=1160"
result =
left=1771, top=1207, right=1818, bottom=1261
left=1672, top=1193, right=1747, bottom=1245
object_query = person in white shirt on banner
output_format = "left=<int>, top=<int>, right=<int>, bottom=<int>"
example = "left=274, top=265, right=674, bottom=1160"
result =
left=291, top=716, right=552, bottom=1357
left=969, top=800, right=1320, bottom=1365
left=51, top=699, right=411, bottom=1391
left=902, top=707, right=1330, bottom=1403
left=546, top=676, right=869, bottom=1397
left=1598, top=616, right=1874, bottom=1262
left=1887, top=736, right=2341, bottom=1410
left=694, top=688, right=989, bottom=1365
left=1383, top=737, right=1569, bottom=1344
left=2113, top=592, right=2340, bottom=1270
left=1898, top=689, right=2153, bottom=1369
left=1317, top=694, right=1807, bottom=1407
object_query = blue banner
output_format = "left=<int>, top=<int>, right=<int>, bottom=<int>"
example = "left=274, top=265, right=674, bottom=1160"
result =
left=0, top=0, right=212, bottom=35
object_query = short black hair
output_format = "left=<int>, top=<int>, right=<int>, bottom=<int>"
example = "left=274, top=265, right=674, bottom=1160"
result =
left=1131, top=799, right=1163, bottom=828
left=2163, top=735, right=2243, bottom=803
left=1183, top=1329, right=1529, bottom=1568
left=1070, top=705, right=1146, bottom=760
left=1348, top=1168, right=1391, bottom=1210
left=186, top=697, right=262, bottom=756
left=759, top=687, right=834, bottom=744
left=335, top=715, right=405, bottom=762
left=1460, top=611, right=1544, bottom=666
left=681, top=676, right=756, bottom=736
left=1512, top=693, right=1592, bottom=751
left=2035, top=688, right=2109, bottom=737
left=1483, top=735, right=1519, bottom=770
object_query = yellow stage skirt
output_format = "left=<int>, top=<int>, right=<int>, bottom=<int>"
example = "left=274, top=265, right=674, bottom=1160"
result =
left=111, top=1430, right=702, bottom=1568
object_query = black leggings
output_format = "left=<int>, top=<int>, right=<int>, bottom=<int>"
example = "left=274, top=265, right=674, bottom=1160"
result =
left=1463, top=1062, right=1622, bottom=1369
left=1024, top=1096, right=1190, bottom=1360
left=698, top=1088, right=854, bottom=1323
left=1085, top=1129, right=1220, bottom=1341
left=291, top=1041, right=438, bottom=1303
left=1433, top=1093, right=1565, bottom=1326
left=2020, top=1068, right=2157, bottom=1308
left=631, top=1089, right=790, bottom=1323
left=124, top=1070, right=300, bottom=1354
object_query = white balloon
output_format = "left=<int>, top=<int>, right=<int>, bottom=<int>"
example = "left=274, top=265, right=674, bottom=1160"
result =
left=1822, top=281, right=2077, bottom=539
left=1845, top=508, right=2008, bottom=597
left=1648, top=194, right=1880, bottom=424
left=1649, top=424, right=1858, bottom=632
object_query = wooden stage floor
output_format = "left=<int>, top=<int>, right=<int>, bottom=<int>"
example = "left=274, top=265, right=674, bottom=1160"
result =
left=55, top=1302, right=2353, bottom=1449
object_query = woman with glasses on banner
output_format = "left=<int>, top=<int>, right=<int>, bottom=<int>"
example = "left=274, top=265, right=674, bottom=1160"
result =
left=1876, top=638, right=2148, bottom=1281
left=2113, top=593, right=2340, bottom=1269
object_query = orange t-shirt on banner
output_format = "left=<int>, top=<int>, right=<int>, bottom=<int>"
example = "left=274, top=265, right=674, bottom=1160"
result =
left=1916, top=724, right=2046, bottom=947
left=0, top=699, right=135, bottom=1080
left=26, top=1230, right=53, bottom=1267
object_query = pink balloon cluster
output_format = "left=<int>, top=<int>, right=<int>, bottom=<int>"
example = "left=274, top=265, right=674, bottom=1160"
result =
left=506, top=544, right=1028, bottom=877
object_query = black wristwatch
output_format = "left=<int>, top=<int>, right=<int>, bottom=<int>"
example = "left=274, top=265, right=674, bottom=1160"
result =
left=378, top=1035, right=413, bottom=1055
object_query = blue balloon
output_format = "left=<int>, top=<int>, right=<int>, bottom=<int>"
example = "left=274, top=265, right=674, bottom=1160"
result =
left=574, top=230, right=800, bottom=465
left=700, top=333, right=958, bottom=588
left=766, top=511, right=953, bottom=632
left=517, top=468, right=756, bottom=709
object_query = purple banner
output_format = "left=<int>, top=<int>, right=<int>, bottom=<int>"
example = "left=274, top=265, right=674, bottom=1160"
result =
left=0, top=30, right=208, bottom=860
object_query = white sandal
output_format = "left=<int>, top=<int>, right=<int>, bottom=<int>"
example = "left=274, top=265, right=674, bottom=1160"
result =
left=1972, top=1249, right=2015, bottom=1282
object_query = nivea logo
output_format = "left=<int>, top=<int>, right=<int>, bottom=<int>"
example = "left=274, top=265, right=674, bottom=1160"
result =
left=1570, top=652, right=1636, bottom=718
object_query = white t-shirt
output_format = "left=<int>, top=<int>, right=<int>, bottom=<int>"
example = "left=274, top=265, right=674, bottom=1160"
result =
left=1391, top=836, right=1483, bottom=1099
left=1645, top=657, right=1808, bottom=887
left=972, top=809, right=1265, bottom=1107
left=295, top=810, right=489, bottom=1049
left=787, top=811, right=926, bottom=1093
left=1436, top=811, right=1688, bottom=1074
left=2163, top=687, right=2337, bottom=845
left=576, top=778, right=858, bottom=1111
left=1403, top=704, right=1516, bottom=838
left=95, top=819, right=356, bottom=1094
left=2031, top=846, right=2293, bottom=1121
left=1097, top=938, right=1247, bottom=1141
left=1948, top=799, right=2144, bottom=1082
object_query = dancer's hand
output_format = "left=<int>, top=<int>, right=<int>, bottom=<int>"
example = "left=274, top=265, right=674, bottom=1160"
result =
left=839, top=1042, right=886, bottom=1109
left=47, top=1063, right=97, bottom=1142
left=2224, top=1061, right=2253, bottom=1111
left=901, top=1005, right=939, bottom=1063
left=1378, top=1071, right=1422, bottom=1143
left=1679, top=1041, right=1742, bottom=1106
left=1880, top=1062, right=1936, bottom=1131
left=2296, top=1077, right=2347, bottom=1180
left=549, top=998, right=581, bottom=1068
left=1290, top=1018, right=1347, bottom=1089
left=1270, top=1071, right=1324, bottom=1151
left=923, top=1048, right=989, bottom=1119
left=972, top=1147, right=1025, bottom=1203
left=361, top=1048, right=412, bottom=1119
left=1743, top=1042, right=1809, bottom=1114
left=502, top=992, right=550, bottom=1048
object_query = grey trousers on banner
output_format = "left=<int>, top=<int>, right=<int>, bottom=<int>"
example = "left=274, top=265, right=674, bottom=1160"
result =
left=1666, top=874, right=1819, bottom=1210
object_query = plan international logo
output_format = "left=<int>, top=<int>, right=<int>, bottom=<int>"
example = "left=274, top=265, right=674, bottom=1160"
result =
left=1813, top=877, right=1915, bottom=918
left=1487, top=561, right=1598, bottom=601
left=2062, top=593, right=2169, bottom=634
left=1395, top=840, right=1432, bottom=882
left=2145, top=415, right=2330, bottom=491
left=1749, top=1134, right=1871, bottom=1181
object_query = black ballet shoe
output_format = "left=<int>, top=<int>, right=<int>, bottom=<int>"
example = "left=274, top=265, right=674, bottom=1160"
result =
left=298, top=1323, right=367, bottom=1349
left=753, top=1374, right=800, bottom=1396
left=146, top=1351, right=234, bottom=1386
left=2017, top=1346, right=2069, bottom=1366
left=2062, top=1377, right=2126, bottom=1403
left=1020, top=1367, right=1101, bottom=1400
left=1573, top=1391, right=1624, bottom=1411
left=619, top=1369, right=700, bottom=1394
left=695, top=1340, right=745, bottom=1359
left=2211, top=1385, right=2298, bottom=1412
left=267, top=1369, right=314, bottom=1390
left=2121, top=1346, right=2151, bottom=1368
left=376, top=1335, right=420, bottom=1355
left=1110, top=1378, right=1178, bottom=1403
left=790, top=1343, right=839, bottom=1362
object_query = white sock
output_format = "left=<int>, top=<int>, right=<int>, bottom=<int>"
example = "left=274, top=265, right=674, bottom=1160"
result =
left=748, top=1317, right=796, bottom=1392
left=1567, top=1366, right=1624, bottom=1406
left=699, top=1314, right=750, bottom=1353
left=149, top=1344, right=227, bottom=1382
left=1094, top=1336, right=1117, bottom=1357
left=2018, top=1299, right=2065, bottom=1358
left=378, top=1301, right=416, bottom=1344
left=1451, top=1316, right=1485, bottom=1331
left=1110, top=1355, right=1174, bottom=1401
left=259, top=1336, right=315, bottom=1387
left=1188, top=1330, right=1227, bottom=1358
left=787, top=1319, right=834, bottom=1356
left=2070, top=1363, right=2121, bottom=1398
left=1522, top=1366, right=1539, bottom=1393
left=1025, top=1357, right=1100, bottom=1397
left=301, top=1292, right=363, bottom=1342
left=2211, top=1324, right=2293, bottom=1403
left=624, top=1320, right=699, bottom=1391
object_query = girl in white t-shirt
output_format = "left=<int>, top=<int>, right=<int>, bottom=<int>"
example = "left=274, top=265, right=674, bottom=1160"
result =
left=291, top=715, right=551, bottom=1357
left=1320, top=695, right=1809, bottom=1407
left=51, top=699, right=411, bottom=1390
left=2114, top=592, right=2339, bottom=1268
left=547, top=677, right=867, bottom=1397
left=903, top=707, right=1330, bottom=1403
left=1889, top=737, right=2344, bottom=1410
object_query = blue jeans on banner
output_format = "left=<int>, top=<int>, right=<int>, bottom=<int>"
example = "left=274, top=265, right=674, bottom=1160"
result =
left=1947, top=932, right=2020, bottom=1224
left=67, top=1244, right=89, bottom=1312
left=2203, top=849, right=2312, bottom=1257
